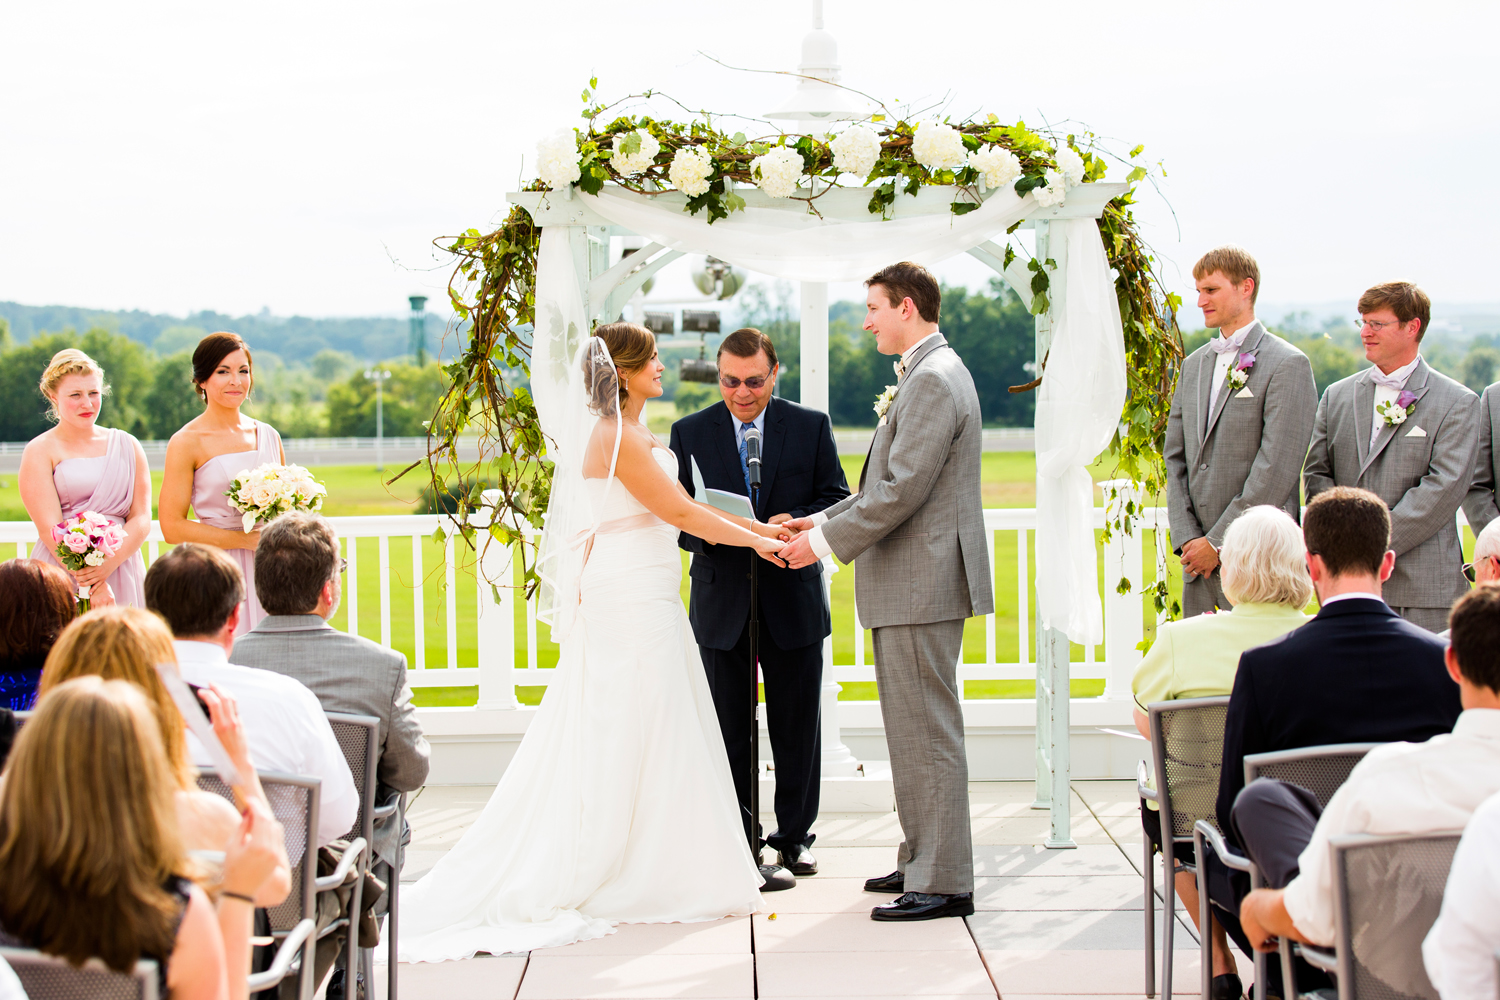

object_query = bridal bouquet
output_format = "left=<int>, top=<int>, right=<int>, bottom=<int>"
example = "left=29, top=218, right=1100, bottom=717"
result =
left=225, top=463, right=328, bottom=532
left=52, top=511, right=125, bottom=612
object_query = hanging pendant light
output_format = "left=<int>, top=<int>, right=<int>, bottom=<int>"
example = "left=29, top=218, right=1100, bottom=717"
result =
left=763, top=0, right=870, bottom=122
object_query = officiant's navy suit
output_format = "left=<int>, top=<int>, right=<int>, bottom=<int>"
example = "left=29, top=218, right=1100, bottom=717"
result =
left=670, top=395, right=850, bottom=853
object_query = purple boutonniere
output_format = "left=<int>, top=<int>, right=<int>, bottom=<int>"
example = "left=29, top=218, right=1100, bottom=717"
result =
left=1396, top=389, right=1418, bottom=409
left=1226, top=352, right=1256, bottom=391
left=1377, top=389, right=1420, bottom=428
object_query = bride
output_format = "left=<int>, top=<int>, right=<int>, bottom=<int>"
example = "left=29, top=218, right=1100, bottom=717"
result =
left=398, top=322, right=788, bottom=961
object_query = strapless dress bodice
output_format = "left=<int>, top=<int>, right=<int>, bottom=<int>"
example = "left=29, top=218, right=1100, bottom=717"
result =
left=584, top=447, right=676, bottom=524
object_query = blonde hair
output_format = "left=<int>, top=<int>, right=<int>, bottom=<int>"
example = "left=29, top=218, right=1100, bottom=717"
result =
left=38, top=349, right=108, bottom=422
left=0, top=676, right=191, bottom=973
left=1220, top=506, right=1314, bottom=608
left=1192, top=246, right=1261, bottom=305
left=39, top=606, right=194, bottom=789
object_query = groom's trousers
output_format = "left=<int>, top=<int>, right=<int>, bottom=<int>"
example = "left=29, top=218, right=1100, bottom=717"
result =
left=872, top=619, right=974, bottom=895
left=700, top=619, right=823, bottom=854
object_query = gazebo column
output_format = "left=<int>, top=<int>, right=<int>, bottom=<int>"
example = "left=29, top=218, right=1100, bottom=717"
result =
left=799, top=281, right=829, bottom=412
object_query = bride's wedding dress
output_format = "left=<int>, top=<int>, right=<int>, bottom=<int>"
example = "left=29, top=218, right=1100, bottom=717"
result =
left=397, top=446, right=763, bottom=961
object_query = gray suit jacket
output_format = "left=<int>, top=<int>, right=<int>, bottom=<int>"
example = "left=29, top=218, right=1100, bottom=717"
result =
left=233, top=615, right=430, bottom=867
left=820, top=334, right=994, bottom=628
left=1164, top=322, right=1317, bottom=550
left=1462, top=382, right=1500, bottom=536
left=1303, top=359, right=1480, bottom=608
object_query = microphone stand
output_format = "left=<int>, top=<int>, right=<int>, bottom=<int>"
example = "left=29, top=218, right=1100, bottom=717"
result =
left=749, top=464, right=796, bottom=893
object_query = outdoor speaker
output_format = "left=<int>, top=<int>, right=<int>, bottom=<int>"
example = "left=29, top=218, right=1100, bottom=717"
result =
left=681, top=309, right=721, bottom=334
left=680, top=358, right=719, bottom=384
left=643, top=311, right=675, bottom=336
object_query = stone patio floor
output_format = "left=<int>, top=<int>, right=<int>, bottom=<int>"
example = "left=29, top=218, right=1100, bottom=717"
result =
left=371, top=779, right=1253, bottom=999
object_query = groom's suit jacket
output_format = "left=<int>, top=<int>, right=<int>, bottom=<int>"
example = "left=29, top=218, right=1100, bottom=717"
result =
left=1462, top=382, right=1500, bottom=537
left=1164, top=322, right=1317, bottom=551
left=818, top=334, right=994, bottom=628
left=670, top=396, right=850, bottom=651
left=1303, top=359, right=1479, bottom=610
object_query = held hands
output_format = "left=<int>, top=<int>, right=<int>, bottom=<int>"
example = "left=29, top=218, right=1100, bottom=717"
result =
left=1179, top=537, right=1220, bottom=579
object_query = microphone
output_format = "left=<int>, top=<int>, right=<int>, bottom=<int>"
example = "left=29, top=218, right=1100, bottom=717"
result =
left=744, top=426, right=762, bottom=488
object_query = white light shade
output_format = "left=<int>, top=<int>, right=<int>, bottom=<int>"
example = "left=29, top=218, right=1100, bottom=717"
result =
left=764, top=3, right=869, bottom=121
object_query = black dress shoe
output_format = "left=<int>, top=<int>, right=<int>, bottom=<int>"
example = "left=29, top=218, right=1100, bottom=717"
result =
left=776, top=843, right=818, bottom=876
left=871, top=891, right=975, bottom=921
left=864, top=870, right=905, bottom=893
left=1211, top=973, right=1244, bottom=1000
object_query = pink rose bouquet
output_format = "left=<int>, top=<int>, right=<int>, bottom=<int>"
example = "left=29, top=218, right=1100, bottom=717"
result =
left=52, top=511, right=125, bottom=612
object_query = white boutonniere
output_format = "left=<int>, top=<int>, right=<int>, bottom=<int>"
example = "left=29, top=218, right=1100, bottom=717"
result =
left=873, top=384, right=899, bottom=424
left=1224, top=351, right=1256, bottom=392
left=1376, top=390, right=1419, bottom=427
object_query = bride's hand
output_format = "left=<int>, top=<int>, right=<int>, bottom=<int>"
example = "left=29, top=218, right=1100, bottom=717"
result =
left=753, top=534, right=787, bottom=567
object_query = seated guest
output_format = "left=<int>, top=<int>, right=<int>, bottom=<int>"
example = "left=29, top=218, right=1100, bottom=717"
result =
left=1236, top=585, right=1500, bottom=961
left=1424, top=784, right=1500, bottom=1000
left=145, top=542, right=359, bottom=848
left=38, top=606, right=291, bottom=907
left=1206, top=487, right=1463, bottom=967
left=1132, top=505, right=1313, bottom=998
left=0, top=676, right=285, bottom=1000
left=1464, top=519, right=1500, bottom=586
left=0, top=558, right=76, bottom=712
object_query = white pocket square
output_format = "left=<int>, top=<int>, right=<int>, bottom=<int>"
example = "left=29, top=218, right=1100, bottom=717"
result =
left=1406, top=425, right=1427, bottom=438
left=1234, top=387, right=1254, bottom=398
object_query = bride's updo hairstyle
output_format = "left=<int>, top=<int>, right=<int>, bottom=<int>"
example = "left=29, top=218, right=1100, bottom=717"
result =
left=39, top=349, right=109, bottom=422
left=191, top=332, right=254, bottom=404
left=585, top=322, right=655, bottom=416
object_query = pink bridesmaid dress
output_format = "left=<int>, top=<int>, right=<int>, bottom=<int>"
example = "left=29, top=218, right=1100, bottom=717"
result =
left=31, top=427, right=147, bottom=608
left=190, top=420, right=284, bottom=636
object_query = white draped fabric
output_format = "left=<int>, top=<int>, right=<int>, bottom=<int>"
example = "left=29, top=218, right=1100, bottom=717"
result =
left=529, top=187, right=1125, bottom=651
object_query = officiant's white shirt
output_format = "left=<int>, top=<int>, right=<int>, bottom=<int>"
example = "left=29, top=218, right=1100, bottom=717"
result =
left=1208, top=320, right=1257, bottom=414
left=176, top=639, right=359, bottom=849
left=1370, top=355, right=1422, bottom=448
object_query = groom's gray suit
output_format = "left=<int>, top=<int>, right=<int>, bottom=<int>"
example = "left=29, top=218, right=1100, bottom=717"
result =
left=817, top=333, right=993, bottom=895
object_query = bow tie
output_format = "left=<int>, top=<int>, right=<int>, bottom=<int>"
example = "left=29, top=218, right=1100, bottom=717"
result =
left=1370, top=368, right=1410, bottom=390
left=1207, top=334, right=1246, bottom=356
left=895, top=359, right=907, bottom=380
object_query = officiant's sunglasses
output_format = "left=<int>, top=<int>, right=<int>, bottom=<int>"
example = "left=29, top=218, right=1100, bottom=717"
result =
left=719, top=372, right=772, bottom=390
left=1463, top=555, right=1498, bottom=583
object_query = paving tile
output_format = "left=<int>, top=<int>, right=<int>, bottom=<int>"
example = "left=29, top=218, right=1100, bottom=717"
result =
left=755, top=877, right=883, bottom=915
left=537, top=918, right=749, bottom=956
left=405, top=784, right=498, bottom=851
left=972, top=846, right=1137, bottom=878
left=753, top=911, right=975, bottom=952
left=973, top=875, right=1142, bottom=911
left=516, top=953, right=753, bottom=999
left=756, top=950, right=996, bottom=997
left=793, top=845, right=897, bottom=878
left=967, top=909, right=1196, bottom=952
left=370, top=955, right=527, bottom=1000
left=983, top=946, right=1253, bottom=995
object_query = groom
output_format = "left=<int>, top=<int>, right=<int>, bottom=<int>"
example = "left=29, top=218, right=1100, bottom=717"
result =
left=781, top=262, right=993, bottom=921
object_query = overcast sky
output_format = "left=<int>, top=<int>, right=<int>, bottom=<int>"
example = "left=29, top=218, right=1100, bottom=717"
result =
left=3, top=0, right=1496, bottom=324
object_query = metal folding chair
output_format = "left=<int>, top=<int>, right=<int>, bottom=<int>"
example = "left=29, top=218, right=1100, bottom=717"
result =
left=1137, top=696, right=1231, bottom=1000
left=326, top=712, right=405, bottom=1000
left=1194, top=744, right=1380, bottom=1000
left=0, top=946, right=158, bottom=1000
left=1298, top=831, right=1461, bottom=1000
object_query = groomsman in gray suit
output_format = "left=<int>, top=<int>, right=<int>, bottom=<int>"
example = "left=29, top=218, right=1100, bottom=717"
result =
left=1462, top=381, right=1500, bottom=536
left=1304, top=281, right=1480, bottom=632
left=1165, top=247, right=1318, bottom=616
left=780, top=262, right=993, bottom=922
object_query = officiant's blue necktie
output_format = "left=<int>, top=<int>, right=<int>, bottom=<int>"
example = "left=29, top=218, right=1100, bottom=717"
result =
left=738, top=422, right=753, bottom=493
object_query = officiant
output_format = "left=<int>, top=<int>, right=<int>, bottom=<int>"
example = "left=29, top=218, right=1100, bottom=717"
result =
left=669, top=327, right=850, bottom=876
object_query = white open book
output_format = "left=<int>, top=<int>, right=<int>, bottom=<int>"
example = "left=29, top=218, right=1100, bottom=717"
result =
left=690, top=455, right=755, bottom=520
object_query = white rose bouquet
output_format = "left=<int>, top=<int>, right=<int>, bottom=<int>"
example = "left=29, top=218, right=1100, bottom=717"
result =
left=224, top=463, right=328, bottom=533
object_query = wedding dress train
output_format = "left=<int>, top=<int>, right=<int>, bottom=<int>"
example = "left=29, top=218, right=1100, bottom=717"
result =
left=397, top=447, right=762, bottom=961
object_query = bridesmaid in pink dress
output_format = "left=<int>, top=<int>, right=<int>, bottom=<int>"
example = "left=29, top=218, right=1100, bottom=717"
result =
left=159, top=333, right=286, bottom=637
left=19, top=350, right=152, bottom=608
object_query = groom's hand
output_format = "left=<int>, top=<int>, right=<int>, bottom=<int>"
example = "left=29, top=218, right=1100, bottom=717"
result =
left=780, top=530, right=819, bottom=570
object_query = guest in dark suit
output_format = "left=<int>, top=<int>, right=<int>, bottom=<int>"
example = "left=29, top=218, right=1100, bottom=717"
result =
left=1207, top=486, right=1461, bottom=969
left=668, top=327, right=850, bottom=876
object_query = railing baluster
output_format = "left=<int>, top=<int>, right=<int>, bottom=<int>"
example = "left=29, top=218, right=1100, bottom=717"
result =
left=411, top=534, right=424, bottom=671
left=1016, top=527, right=1030, bottom=666
left=526, top=583, right=538, bottom=672
left=444, top=532, right=457, bottom=671
left=147, top=540, right=159, bottom=564
left=378, top=534, right=391, bottom=649
left=346, top=535, right=359, bottom=638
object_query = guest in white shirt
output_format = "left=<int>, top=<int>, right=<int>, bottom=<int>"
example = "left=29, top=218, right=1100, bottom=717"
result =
left=1423, top=784, right=1500, bottom=1000
left=1236, top=583, right=1500, bottom=951
left=144, top=542, right=359, bottom=849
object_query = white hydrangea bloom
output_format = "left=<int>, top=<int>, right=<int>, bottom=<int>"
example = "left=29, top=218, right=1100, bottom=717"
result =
left=751, top=146, right=805, bottom=199
left=830, top=124, right=882, bottom=178
left=1056, top=145, right=1086, bottom=186
left=609, top=129, right=661, bottom=177
left=1032, top=169, right=1067, bottom=208
left=911, top=121, right=968, bottom=172
left=536, top=130, right=581, bottom=190
left=968, top=145, right=1022, bottom=191
left=668, top=145, right=714, bottom=197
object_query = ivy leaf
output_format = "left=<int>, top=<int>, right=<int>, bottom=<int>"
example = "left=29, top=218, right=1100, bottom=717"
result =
left=950, top=201, right=979, bottom=216
left=1029, top=291, right=1050, bottom=315
left=1126, top=166, right=1147, bottom=183
left=1003, top=245, right=1016, bottom=269
left=723, top=190, right=747, bottom=213
left=1013, top=173, right=1047, bottom=195
left=620, top=131, right=641, bottom=155
left=1129, top=143, right=1144, bottom=158
left=730, top=132, right=747, bottom=146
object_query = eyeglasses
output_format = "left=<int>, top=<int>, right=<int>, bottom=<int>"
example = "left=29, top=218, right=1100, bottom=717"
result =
left=719, top=372, right=772, bottom=390
left=338, top=557, right=348, bottom=575
left=1358, top=318, right=1403, bottom=333
left=1463, top=555, right=1497, bottom=583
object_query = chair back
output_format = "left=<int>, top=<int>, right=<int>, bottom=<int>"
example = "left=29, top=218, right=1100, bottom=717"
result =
left=195, top=769, right=319, bottom=932
left=1245, top=743, right=1382, bottom=807
left=0, top=947, right=157, bottom=1000
left=325, top=713, right=381, bottom=849
left=1149, top=696, right=1231, bottom=842
left=1329, top=831, right=1462, bottom=1000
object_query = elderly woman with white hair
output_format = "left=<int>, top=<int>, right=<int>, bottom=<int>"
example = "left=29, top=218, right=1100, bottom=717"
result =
left=1133, top=504, right=1315, bottom=1000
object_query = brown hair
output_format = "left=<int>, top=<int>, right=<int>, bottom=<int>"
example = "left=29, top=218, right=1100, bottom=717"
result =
left=255, top=511, right=339, bottom=615
left=587, top=322, right=656, bottom=415
left=0, top=559, right=76, bottom=664
left=1358, top=281, right=1431, bottom=342
left=1192, top=246, right=1262, bottom=304
left=1449, top=585, right=1500, bottom=693
left=38, top=349, right=110, bottom=423
left=144, top=543, right=245, bottom=638
left=191, top=332, right=253, bottom=403
left=1302, top=487, right=1391, bottom=579
left=717, top=327, right=779, bottom=369
left=866, top=262, right=942, bottom=323
left=39, top=606, right=193, bottom=788
left=0, top=676, right=191, bottom=973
